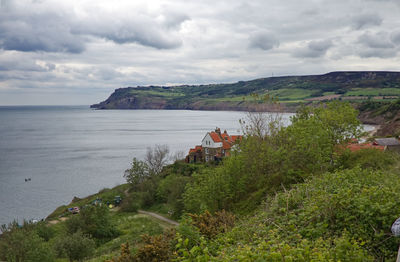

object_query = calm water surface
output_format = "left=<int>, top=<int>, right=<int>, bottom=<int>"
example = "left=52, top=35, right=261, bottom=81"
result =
left=0, top=106, right=295, bottom=225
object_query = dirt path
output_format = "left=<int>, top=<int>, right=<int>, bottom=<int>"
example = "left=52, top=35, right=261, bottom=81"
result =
left=138, top=210, right=179, bottom=226
left=48, top=217, right=68, bottom=225
left=125, top=188, right=179, bottom=226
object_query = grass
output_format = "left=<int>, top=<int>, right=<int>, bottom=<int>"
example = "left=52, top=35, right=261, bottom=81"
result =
left=268, top=88, right=317, bottom=100
left=91, top=213, right=164, bottom=260
left=46, top=184, right=129, bottom=220
left=345, top=88, right=400, bottom=96
left=129, top=90, right=184, bottom=97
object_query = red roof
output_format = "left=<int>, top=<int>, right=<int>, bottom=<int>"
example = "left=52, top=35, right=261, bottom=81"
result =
left=209, top=132, right=222, bottom=142
left=189, top=145, right=203, bottom=154
left=222, top=141, right=231, bottom=150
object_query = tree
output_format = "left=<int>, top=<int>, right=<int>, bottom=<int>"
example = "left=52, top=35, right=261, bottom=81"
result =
left=239, top=92, right=283, bottom=139
left=124, top=157, right=150, bottom=190
left=54, top=230, right=95, bottom=262
left=78, top=205, right=119, bottom=240
left=145, top=144, right=170, bottom=175
left=124, top=145, right=170, bottom=187
left=0, top=221, right=55, bottom=262
left=239, top=111, right=283, bottom=139
left=292, top=101, right=362, bottom=145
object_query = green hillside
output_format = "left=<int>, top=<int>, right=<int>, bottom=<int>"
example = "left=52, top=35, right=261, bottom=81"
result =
left=91, top=71, right=400, bottom=110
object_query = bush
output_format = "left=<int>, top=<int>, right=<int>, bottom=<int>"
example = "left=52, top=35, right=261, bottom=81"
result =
left=119, top=193, right=140, bottom=213
left=120, top=200, right=140, bottom=213
left=214, top=232, right=372, bottom=261
left=65, top=205, right=119, bottom=241
left=80, top=205, right=120, bottom=240
left=54, top=230, right=95, bottom=261
left=189, top=210, right=235, bottom=239
left=65, top=214, right=85, bottom=235
left=133, top=229, right=176, bottom=262
left=336, top=148, right=398, bottom=170
left=157, top=174, right=191, bottom=217
left=107, top=242, right=133, bottom=262
left=0, top=222, right=55, bottom=262
left=34, top=221, right=55, bottom=241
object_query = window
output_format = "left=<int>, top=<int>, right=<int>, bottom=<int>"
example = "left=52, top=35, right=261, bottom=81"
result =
left=205, top=148, right=209, bottom=154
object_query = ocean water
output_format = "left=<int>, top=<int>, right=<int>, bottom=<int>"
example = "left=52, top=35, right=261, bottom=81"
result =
left=0, top=106, right=294, bottom=225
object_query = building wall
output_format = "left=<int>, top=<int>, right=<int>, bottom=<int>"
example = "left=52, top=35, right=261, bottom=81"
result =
left=202, top=133, right=222, bottom=148
left=203, top=147, right=223, bottom=162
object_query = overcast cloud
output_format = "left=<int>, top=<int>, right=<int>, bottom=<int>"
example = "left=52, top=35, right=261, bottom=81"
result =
left=0, top=0, right=399, bottom=105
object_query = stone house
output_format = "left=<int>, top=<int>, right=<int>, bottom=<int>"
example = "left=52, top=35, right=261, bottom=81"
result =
left=185, top=128, right=242, bottom=163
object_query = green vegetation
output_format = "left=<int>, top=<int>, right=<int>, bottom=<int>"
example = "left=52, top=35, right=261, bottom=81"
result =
left=3, top=101, right=400, bottom=261
left=345, top=88, right=400, bottom=96
left=91, top=71, right=400, bottom=110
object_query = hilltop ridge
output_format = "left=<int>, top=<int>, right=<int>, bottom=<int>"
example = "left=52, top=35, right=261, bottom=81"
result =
left=91, top=71, right=400, bottom=111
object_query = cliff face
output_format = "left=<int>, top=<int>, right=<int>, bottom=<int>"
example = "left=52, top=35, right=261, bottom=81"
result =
left=357, top=100, right=400, bottom=136
left=91, top=95, right=168, bottom=109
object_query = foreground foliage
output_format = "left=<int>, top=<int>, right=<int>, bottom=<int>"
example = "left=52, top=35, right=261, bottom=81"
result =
left=200, top=168, right=400, bottom=261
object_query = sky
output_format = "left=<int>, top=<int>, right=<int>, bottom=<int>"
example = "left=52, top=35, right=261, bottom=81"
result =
left=0, top=0, right=400, bottom=105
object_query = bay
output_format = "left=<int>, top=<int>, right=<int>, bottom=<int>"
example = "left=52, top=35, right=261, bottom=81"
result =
left=0, top=106, right=374, bottom=225
left=0, top=106, right=290, bottom=225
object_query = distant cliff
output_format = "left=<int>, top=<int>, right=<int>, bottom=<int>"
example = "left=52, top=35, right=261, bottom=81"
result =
left=358, top=100, right=400, bottom=136
left=91, top=71, right=400, bottom=111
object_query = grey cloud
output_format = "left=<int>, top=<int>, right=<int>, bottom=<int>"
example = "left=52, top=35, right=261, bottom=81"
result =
left=358, top=48, right=397, bottom=58
left=391, top=31, right=400, bottom=45
left=72, top=9, right=188, bottom=49
left=249, top=31, right=279, bottom=50
left=0, top=54, right=55, bottom=72
left=0, top=1, right=187, bottom=53
left=160, top=9, right=190, bottom=29
left=0, top=9, right=86, bottom=53
left=75, top=22, right=182, bottom=49
left=293, top=39, right=333, bottom=58
left=351, top=13, right=382, bottom=30
left=356, top=31, right=398, bottom=58
left=358, top=31, right=394, bottom=48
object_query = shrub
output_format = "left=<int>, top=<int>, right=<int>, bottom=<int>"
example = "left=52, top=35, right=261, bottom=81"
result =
left=189, top=210, right=235, bottom=239
left=336, top=148, right=398, bottom=170
left=0, top=222, right=55, bottom=262
left=133, top=229, right=176, bottom=262
left=119, top=194, right=140, bottom=213
left=107, top=242, right=133, bottom=262
left=65, top=214, right=85, bottom=235
left=54, top=230, right=95, bottom=261
left=80, top=205, right=120, bottom=240
left=65, top=205, right=119, bottom=241
left=33, top=221, right=55, bottom=241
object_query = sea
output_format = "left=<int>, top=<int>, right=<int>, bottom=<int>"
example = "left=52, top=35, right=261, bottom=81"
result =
left=0, top=106, right=373, bottom=226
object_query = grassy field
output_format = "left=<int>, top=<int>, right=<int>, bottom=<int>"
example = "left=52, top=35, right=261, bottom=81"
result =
left=345, top=88, right=400, bottom=96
